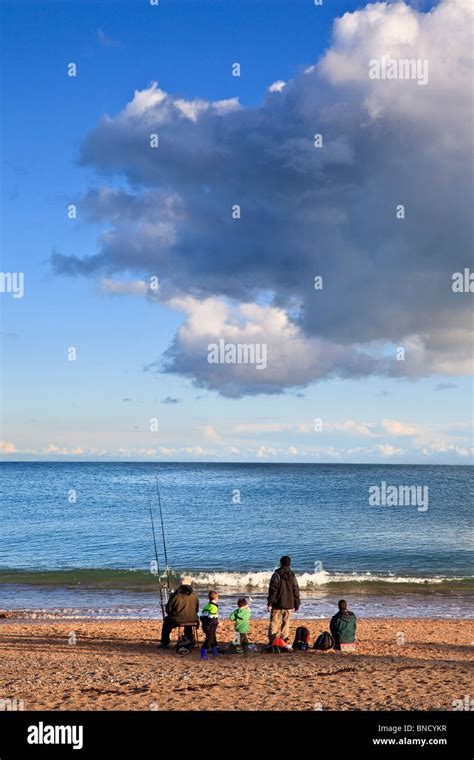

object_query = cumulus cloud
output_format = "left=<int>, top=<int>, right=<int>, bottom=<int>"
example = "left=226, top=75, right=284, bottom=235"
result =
left=332, top=420, right=375, bottom=437
left=0, top=440, right=18, bottom=454
left=226, top=416, right=444, bottom=444
left=44, top=444, right=87, bottom=455
left=268, top=80, right=286, bottom=93
left=156, top=296, right=470, bottom=396
left=381, top=418, right=418, bottom=436
left=156, top=296, right=408, bottom=396
left=421, top=442, right=472, bottom=457
left=3, top=438, right=471, bottom=463
left=52, top=0, right=473, bottom=396
left=256, top=446, right=278, bottom=459
left=231, top=419, right=376, bottom=435
left=375, top=443, right=405, bottom=457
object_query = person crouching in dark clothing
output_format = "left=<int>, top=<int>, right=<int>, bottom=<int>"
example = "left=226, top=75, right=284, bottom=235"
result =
left=159, top=576, right=199, bottom=648
left=330, top=599, right=357, bottom=651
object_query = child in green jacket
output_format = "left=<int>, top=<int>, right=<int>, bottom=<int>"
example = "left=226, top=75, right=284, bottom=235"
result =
left=229, top=597, right=251, bottom=653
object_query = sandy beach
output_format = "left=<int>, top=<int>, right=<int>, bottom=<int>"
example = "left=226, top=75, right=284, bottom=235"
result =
left=0, top=618, right=472, bottom=711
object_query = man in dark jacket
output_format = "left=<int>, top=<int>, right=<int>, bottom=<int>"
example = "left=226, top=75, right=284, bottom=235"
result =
left=267, top=556, right=300, bottom=643
left=159, top=576, right=199, bottom=648
left=330, top=599, right=357, bottom=650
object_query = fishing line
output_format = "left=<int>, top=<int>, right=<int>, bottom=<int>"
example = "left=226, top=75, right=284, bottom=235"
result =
left=146, top=487, right=166, bottom=620
left=155, top=470, right=171, bottom=596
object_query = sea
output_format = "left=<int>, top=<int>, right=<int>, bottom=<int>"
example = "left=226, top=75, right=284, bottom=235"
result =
left=0, top=462, right=472, bottom=620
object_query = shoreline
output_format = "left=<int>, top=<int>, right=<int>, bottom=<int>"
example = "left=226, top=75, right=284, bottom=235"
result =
left=2, top=612, right=474, bottom=623
left=2, top=576, right=472, bottom=622
left=1, top=617, right=472, bottom=711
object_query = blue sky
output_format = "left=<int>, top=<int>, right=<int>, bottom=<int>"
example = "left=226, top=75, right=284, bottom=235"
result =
left=1, top=0, right=472, bottom=463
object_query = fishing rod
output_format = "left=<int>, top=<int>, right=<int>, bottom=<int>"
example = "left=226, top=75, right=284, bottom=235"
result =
left=146, top=487, right=166, bottom=621
left=155, top=470, right=172, bottom=597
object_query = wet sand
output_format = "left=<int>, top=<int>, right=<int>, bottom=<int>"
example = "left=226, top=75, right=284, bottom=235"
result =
left=0, top=618, right=472, bottom=711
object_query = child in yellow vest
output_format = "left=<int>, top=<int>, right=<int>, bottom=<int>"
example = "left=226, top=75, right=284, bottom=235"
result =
left=200, top=591, right=219, bottom=659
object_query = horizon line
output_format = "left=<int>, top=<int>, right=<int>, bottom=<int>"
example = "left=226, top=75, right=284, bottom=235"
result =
left=0, top=460, right=471, bottom=467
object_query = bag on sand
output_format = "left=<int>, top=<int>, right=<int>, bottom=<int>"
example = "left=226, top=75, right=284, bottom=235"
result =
left=175, top=630, right=194, bottom=655
left=269, top=635, right=292, bottom=654
left=314, top=631, right=334, bottom=651
left=340, top=642, right=356, bottom=653
left=175, top=637, right=192, bottom=655
left=292, top=626, right=311, bottom=651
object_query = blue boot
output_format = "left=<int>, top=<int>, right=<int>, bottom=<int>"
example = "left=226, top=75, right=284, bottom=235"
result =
left=212, top=646, right=219, bottom=657
left=200, top=646, right=208, bottom=660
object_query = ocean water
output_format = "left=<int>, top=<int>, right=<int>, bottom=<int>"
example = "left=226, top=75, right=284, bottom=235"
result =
left=0, top=462, right=472, bottom=620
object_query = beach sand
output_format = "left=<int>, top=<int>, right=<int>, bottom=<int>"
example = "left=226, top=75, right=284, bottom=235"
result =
left=0, top=618, right=472, bottom=711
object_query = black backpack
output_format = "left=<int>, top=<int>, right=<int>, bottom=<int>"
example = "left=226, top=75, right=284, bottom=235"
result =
left=292, top=626, right=311, bottom=651
left=314, top=631, right=334, bottom=651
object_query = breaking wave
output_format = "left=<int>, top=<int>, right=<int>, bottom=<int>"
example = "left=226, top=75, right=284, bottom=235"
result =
left=0, top=568, right=472, bottom=592
left=178, top=570, right=474, bottom=591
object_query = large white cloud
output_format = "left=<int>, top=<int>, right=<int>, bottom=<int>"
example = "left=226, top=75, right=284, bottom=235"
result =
left=154, top=295, right=404, bottom=396
left=151, top=293, right=473, bottom=396
left=52, top=0, right=473, bottom=396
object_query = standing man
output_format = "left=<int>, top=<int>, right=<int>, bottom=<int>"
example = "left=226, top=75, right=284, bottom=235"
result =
left=267, top=556, right=300, bottom=644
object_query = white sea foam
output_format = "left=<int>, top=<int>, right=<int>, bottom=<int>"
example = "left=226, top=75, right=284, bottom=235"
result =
left=177, top=570, right=470, bottom=589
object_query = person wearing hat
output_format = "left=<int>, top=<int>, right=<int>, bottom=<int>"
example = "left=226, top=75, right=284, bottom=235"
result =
left=159, top=576, right=200, bottom=648
left=267, top=556, right=300, bottom=644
